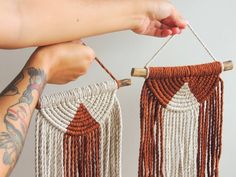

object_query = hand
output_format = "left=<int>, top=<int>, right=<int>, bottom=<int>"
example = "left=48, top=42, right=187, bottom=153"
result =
left=133, top=0, right=188, bottom=37
left=25, top=40, right=95, bottom=84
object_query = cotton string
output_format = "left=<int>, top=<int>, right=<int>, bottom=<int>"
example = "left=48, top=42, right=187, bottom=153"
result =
left=81, top=41, right=120, bottom=87
left=138, top=61, right=224, bottom=177
left=36, top=80, right=122, bottom=177
left=145, top=23, right=217, bottom=67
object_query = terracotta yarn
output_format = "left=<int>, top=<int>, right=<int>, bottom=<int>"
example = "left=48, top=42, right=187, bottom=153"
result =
left=138, top=61, right=224, bottom=177
left=36, top=80, right=122, bottom=177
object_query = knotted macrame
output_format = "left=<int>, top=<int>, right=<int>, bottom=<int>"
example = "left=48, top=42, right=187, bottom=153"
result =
left=138, top=61, right=224, bottom=177
left=36, top=80, right=122, bottom=177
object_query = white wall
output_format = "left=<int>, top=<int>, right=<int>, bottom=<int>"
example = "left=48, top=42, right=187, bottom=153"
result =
left=0, top=0, right=235, bottom=176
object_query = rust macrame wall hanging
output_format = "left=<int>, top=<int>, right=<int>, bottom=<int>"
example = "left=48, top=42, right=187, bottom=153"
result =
left=35, top=49, right=131, bottom=177
left=132, top=24, right=233, bottom=177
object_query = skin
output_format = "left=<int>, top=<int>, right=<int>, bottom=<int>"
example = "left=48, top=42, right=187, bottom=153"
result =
left=0, top=0, right=187, bottom=49
left=0, top=0, right=187, bottom=176
left=0, top=41, right=95, bottom=177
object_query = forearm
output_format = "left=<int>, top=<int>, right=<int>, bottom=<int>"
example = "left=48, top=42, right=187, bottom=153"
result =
left=0, top=62, right=46, bottom=176
left=0, top=38, right=96, bottom=176
left=2, top=0, right=146, bottom=49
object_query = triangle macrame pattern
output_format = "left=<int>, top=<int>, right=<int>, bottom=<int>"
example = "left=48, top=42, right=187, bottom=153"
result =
left=138, top=61, right=224, bottom=177
left=36, top=80, right=122, bottom=177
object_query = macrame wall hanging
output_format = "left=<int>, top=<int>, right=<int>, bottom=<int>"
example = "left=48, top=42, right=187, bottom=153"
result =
left=35, top=48, right=131, bottom=177
left=131, top=24, right=233, bottom=177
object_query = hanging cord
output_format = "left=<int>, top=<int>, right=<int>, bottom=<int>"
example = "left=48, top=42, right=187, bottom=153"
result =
left=187, top=24, right=217, bottom=61
left=81, top=42, right=120, bottom=88
left=94, top=57, right=119, bottom=84
left=145, top=36, right=174, bottom=67
left=145, top=23, right=217, bottom=67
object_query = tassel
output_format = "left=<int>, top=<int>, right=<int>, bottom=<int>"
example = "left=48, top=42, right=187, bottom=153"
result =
left=138, top=62, right=224, bottom=177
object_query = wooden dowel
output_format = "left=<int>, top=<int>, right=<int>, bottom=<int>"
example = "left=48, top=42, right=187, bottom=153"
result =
left=223, top=60, right=234, bottom=71
left=117, top=79, right=132, bottom=88
left=131, top=68, right=147, bottom=78
left=36, top=78, right=132, bottom=109
left=131, top=60, right=234, bottom=78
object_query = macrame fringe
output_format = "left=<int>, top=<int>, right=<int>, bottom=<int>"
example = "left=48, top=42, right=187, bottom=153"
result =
left=138, top=62, right=224, bottom=177
left=36, top=81, right=122, bottom=177
left=197, top=79, right=223, bottom=177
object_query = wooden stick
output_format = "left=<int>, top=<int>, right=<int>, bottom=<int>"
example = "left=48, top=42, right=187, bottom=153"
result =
left=131, top=60, right=234, bottom=78
left=117, top=79, right=132, bottom=88
left=223, top=60, right=234, bottom=71
left=131, top=68, right=147, bottom=78
left=36, top=79, right=132, bottom=109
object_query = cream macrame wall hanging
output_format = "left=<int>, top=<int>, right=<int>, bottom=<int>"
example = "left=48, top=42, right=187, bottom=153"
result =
left=132, top=24, right=233, bottom=177
left=36, top=50, right=131, bottom=177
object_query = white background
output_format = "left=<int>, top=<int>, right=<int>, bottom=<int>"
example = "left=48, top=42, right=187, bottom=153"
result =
left=0, top=0, right=235, bottom=176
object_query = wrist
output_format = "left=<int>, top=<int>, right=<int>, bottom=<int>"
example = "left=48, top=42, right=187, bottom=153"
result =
left=128, top=1, right=149, bottom=30
left=23, top=48, right=49, bottom=83
left=21, top=67, right=47, bottom=96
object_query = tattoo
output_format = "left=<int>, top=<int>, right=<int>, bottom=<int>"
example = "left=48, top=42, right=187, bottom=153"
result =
left=0, top=67, right=46, bottom=166
left=19, top=68, right=46, bottom=104
left=0, top=73, right=24, bottom=97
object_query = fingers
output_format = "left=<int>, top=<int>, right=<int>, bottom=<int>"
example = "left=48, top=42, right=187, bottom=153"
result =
left=161, top=16, right=187, bottom=29
left=34, top=41, right=96, bottom=84
left=155, top=17, right=187, bottom=37
left=151, top=21, right=180, bottom=37
left=62, top=44, right=95, bottom=82
left=75, top=44, right=95, bottom=75
left=153, top=0, right=187, bottom=36
left=171, top=27, right=181, bottom=35
left=154, top=28, right=172, bottom=37
left=160, top=10, right=188, bottom=33
left=136, top=13, right=187, bottom=37
left=133, top=0, right=188, bottom=38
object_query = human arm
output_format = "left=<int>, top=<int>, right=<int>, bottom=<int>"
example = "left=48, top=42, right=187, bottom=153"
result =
left=0, top=0, right=187, bottom=49
left=0, top=41, right=95, bottom=177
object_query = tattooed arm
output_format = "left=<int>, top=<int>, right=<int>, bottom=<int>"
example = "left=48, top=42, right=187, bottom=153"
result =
left=0, top=68, right=45, bottom=177
left=0, top=41, right=95, bottom=177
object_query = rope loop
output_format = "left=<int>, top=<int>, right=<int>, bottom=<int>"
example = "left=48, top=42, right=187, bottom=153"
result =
left=145, top=23, right=218, bottom=67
